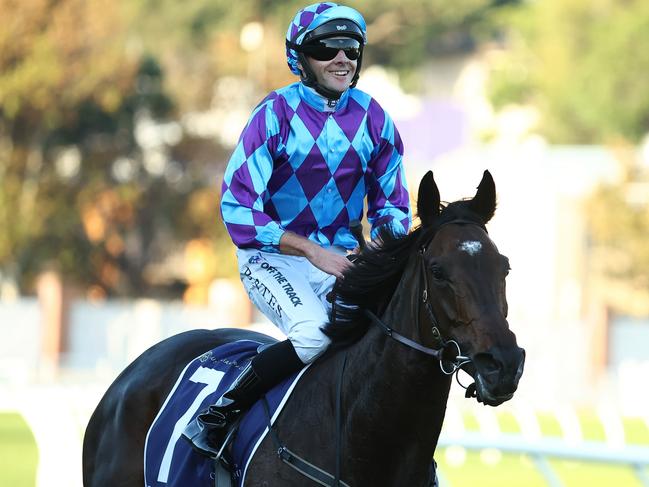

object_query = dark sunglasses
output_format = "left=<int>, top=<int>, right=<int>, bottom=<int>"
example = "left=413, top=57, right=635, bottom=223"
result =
left=300, top=37, right=362, bottom=61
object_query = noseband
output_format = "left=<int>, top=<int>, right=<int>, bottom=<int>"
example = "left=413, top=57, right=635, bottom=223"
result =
left=366, top=219, right=487, bottom=380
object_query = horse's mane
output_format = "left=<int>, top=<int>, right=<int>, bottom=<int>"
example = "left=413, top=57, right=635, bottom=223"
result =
left=323, top=200, right=485, bottom=347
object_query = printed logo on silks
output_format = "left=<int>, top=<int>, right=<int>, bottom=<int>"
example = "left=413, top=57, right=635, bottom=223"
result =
left=259, top=262, right=303, bottom=307
left=248, top=253, right=263, bottom=265
left=324, top=98, right=338, bottom=112
left=241, top=266, right=284, bottom=319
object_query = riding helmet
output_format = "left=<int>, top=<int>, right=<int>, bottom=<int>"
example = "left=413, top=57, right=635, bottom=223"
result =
left=285, top=2, right=367, bottom=99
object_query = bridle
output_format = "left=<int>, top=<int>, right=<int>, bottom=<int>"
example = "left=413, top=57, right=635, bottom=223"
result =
left=264, top=219, right=488, bottom=487
left=364, top=251, right=470, bottom=376
left=366, top=219, right=487, bottom=385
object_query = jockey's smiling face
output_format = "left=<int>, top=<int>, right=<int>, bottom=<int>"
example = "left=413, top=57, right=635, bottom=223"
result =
left=298, top=37, right=358, bottom=94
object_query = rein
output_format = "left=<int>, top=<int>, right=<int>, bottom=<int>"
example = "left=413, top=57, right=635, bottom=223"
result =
left=363, top=249, right=470, bottom=376
left=365, top=218, right=487, bottom=392
left=365, top=219, right=487, bottom=376
left=256, top=219, right=487, bottom=486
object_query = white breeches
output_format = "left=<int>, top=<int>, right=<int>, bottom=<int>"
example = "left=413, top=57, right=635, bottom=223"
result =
left=236, top=248, right=340, bottom=364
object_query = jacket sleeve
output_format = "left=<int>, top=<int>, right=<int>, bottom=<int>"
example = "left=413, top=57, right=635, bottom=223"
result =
left=366, top=104, right=412, bottom=238
left=220, top=100, right=285, bottom=251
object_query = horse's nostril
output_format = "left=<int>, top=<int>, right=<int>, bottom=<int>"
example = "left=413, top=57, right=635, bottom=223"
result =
left=473, top=353, right=501, bottom=378
left=473, top=348, right=525, bottom=399
left=514, top=347, right=526, bottom=381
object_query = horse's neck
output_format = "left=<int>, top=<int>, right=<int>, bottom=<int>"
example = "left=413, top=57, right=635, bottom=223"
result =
left=344, top=329, right=451, bottom=438
left=340, top=271, right=453, bottom=472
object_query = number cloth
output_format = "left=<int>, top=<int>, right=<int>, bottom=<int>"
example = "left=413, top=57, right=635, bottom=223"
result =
left=144, top=340, right=307, bottom=486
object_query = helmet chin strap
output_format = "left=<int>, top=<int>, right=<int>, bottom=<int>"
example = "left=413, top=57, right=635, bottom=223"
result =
left=302, top=74, right=344, bottom=100
left=297, top=52, right=363, bottom=102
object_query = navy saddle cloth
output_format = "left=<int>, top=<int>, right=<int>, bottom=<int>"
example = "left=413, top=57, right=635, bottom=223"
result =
left=144, top=339, right=306, bottom=486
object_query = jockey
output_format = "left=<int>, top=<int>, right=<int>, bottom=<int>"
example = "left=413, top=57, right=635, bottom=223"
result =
left=183, top=2, right=411, bottom=457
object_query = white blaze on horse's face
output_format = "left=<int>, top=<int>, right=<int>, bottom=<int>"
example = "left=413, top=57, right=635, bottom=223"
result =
left=459, top=240, right=482, bottom=256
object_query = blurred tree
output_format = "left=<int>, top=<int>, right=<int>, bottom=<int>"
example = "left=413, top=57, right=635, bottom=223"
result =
left=0, top=0, right=230, bottom=297
left=121, top=0, right=518, bottom=109
left=0, top=0, right=137, bottom=290
left=483, top=0, right=649, bottom=316
left=585, top=156, right=649, bottom=315
left=0, top=0, right=519, bottom=297
left=487, top=0, right=649, bottom=144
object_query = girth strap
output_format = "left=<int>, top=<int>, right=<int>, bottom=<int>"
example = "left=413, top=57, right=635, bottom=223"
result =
left=262, top=353, right=350, bottom=487
left=274, top=445, right=351, bottom=487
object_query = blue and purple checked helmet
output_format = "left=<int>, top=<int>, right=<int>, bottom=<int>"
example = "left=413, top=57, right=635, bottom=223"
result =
left=285, top=3, right=367, bottom=91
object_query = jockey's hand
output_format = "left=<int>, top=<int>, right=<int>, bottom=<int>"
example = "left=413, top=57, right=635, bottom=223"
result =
left=306, top=245, right=352, bottom=279
left=279, top=231, right=352, bottom=279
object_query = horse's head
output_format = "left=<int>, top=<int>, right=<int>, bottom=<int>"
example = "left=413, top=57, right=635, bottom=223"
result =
left=417, top=170, right=525, bottom=406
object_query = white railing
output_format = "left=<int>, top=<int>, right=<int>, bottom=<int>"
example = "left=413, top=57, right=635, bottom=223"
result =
left=437, top=432, right=649, bottom=487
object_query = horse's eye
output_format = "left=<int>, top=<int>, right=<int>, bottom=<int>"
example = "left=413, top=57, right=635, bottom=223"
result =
left=430, top=265, right=446, bottom=281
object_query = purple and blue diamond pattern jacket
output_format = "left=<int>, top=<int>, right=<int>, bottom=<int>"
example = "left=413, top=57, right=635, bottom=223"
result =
left=220, top=81, right=411, bottom=252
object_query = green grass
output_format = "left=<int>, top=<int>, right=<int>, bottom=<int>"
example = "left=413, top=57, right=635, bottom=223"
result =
left=1, top=407, right=648, bottom=487
left=439, top=451, right=548, bottom=487
left=437, top=447, right=645, bottom=487
left=0, top=413, right=38, bottom=487
left=461, top=409, right=481, bottom=431
left=437, top=408, right=649, bottom=487
left=578, top=409, right=607, bottom=441
left=536, top=411, right=563, bottom=437
left=624, top=417, right=649, bottom=445
left=549, top=460, right=642, bottom=487
left=496, top=411, right=521, bottom=434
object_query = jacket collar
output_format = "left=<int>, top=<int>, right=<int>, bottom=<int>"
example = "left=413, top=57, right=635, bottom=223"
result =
left=298, top=83, right=351, bottom=113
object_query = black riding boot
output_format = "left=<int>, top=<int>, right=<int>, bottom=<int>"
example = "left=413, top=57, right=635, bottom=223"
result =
left=182, top=339, right=304, bottom=458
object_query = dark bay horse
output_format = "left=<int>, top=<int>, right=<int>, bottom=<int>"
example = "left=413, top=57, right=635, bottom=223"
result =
left=83, top=170, right=525, bottom=486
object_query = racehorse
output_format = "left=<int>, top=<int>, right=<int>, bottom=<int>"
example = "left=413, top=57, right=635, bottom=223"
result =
left=82, top=170, right=525, bottom=486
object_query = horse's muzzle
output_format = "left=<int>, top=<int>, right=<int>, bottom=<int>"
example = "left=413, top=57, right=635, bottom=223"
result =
left=472, top=346, right=525, bottom=406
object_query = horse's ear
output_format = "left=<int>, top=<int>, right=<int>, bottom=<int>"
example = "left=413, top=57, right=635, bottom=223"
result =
left=417, top=171, right=441, bottom=228
left=469, top=170, right=496, bottom=223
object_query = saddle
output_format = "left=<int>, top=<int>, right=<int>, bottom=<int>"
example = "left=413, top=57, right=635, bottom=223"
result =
left=144, top=340, right=305, bottom=487
left=144, top=339, right=439, bottom=487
